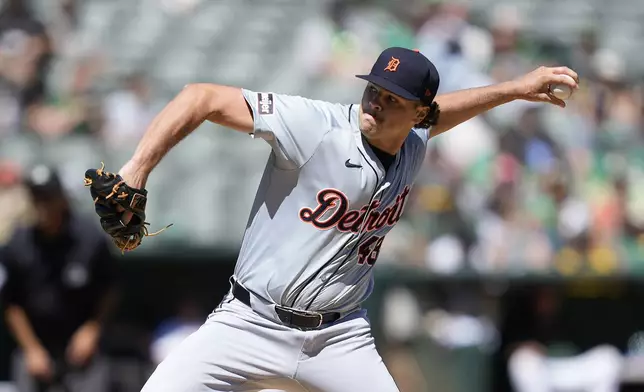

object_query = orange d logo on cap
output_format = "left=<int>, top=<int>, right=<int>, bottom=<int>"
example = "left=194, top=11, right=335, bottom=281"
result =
left=384, top=57, right=400, bottom=72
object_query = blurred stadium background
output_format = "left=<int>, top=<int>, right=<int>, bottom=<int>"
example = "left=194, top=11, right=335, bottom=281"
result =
left=3, top=0, right=644, bottom=391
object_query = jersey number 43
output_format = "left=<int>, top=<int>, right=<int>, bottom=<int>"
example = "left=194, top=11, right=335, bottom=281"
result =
left=357, top=236, right=385, bottom=266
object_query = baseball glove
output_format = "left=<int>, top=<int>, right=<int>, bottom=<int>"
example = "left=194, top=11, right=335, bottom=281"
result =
left=83, top=163, right=171, bottom=253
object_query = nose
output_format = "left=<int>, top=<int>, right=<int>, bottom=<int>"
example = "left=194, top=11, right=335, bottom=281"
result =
left=368, top=100, right=382, bottom=112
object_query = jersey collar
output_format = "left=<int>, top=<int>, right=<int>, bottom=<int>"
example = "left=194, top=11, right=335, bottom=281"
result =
left=349, top=105, right=403, bottom=178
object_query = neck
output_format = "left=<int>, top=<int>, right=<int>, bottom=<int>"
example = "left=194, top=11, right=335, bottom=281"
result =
left=365, top=136, right=404, bottom=155
left=358, top=107, right=409, bottom=155
left=40, top=225, right=62, bottom=238
left=37, top=209, right=69, bottom=238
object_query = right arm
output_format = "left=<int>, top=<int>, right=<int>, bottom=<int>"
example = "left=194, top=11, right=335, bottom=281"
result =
left=5, top=305, right=46, bottom=354
left=1, top=250, right=53, bottom=380
left=119, top=84, right=254, bottom=189
left=4, top=306, right=53, bottom=381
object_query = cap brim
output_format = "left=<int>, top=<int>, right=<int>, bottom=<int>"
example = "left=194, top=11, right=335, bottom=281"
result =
left=355, top=74, right=420, bottom=101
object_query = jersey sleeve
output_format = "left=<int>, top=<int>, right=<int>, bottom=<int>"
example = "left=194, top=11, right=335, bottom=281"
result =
left=241, top=89, right=337, bottom=168
left=412, top=127, right=431, bottom=147
left=409, top=127, right=432, bottom=177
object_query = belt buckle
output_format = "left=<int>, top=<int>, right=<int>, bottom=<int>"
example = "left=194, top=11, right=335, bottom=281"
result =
left=296, top=309, right=323, bottom=330
left=306, top=310, right=323, bottom=329
left=277, top=306, right=324, bottom=330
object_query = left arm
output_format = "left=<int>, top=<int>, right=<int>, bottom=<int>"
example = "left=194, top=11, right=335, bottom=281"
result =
left=76, top=286, right=119, bottom=337
left=65, top=287, right=118, bottom=366
left=429, top=66, right=579, bottom=138
left=66, top=241, right=120, bottom=367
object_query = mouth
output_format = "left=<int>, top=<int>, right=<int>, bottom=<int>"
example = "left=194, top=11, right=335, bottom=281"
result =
left=362, top=110, right=381, bottom=124
left=361, top=113, right=377, bottom=131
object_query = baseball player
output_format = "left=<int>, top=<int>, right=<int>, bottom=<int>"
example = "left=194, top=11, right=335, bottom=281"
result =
left=85, top=47, right=578, bottom=391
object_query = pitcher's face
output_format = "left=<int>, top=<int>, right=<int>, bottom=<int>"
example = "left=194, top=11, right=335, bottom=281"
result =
left=359, top=83, right=427, bottom=141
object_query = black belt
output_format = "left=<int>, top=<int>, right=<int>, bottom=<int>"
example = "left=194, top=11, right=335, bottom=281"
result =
left=231, top=279, right=342, bottom=330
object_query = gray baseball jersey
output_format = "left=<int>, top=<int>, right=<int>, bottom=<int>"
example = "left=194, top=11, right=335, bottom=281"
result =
left=139, top=90, right=428, bottom=392
left=235, top=89, right=430, bottom=313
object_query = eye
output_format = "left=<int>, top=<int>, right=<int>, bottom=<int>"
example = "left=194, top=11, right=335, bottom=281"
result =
left=369, top=86, right=378, bottom=93
left=388, top=96, right=397, bottom=104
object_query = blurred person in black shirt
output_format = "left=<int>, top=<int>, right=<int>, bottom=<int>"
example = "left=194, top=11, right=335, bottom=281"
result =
left=0, top=164, right=118, bottom=392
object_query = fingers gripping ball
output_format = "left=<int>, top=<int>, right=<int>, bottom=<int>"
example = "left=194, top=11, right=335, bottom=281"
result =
left=549, top=74, right=576, bottom=100
left=83, top=163, right=171, bottom=253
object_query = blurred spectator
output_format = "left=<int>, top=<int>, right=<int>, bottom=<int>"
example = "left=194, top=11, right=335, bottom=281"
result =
left=416, top=1, right=495, bottom=92
left=502, top=107, right=565, bottom=175
left=25, top=56, right=103, bottom=140
left=42, top=0, right=79, bottom=50
left=0, top=164, right=119, bottom=392
left=570, top=29, right=598, bottom=80
left=486, top=4, right=533, bottom=82
left=473, top=181, right=550, bottom=273
left=0, top=160, right=31, bottom=246
left=0, top=0, right=51, bottom=137
left=101, top=73, right=155, bottom=149
left=321, top=0, right=397, bottom=79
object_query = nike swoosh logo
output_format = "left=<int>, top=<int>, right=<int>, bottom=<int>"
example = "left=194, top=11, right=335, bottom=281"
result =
left=345, top=159, right=362, bottom=169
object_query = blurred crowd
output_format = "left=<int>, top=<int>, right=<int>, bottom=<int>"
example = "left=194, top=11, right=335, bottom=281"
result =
left=0, top=0, right=153, bottom=144
left=326, top=0, right=644, bottom=278
left=400, top=2, right=644, bottom=278
left=1, top=0, right=644, bottom=277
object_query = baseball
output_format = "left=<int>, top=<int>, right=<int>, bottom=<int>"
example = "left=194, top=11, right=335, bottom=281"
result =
left=549, top=74, right=576, bottom=100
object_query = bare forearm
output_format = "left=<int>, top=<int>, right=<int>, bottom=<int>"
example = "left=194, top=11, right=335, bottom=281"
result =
left=430, top=81, right=519, bottom=137
left=5, top=305, right=44, bottom=351
left=88, top=287, right=118, bottom=328
left=127, top=85, right=215, bottom=187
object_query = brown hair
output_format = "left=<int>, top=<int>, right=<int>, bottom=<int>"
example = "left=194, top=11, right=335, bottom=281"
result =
left=415, top=101, right=440, bottom=129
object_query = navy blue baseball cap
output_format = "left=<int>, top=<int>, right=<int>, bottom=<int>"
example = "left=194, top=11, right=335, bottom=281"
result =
left=356, top=47, right=440, bottom=105
left=24, top=164, right=65, bottom=201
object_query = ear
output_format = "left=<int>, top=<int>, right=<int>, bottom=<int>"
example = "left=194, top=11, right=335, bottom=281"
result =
left=415, top=105, right=430, bottom=123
